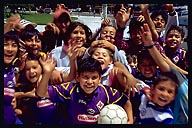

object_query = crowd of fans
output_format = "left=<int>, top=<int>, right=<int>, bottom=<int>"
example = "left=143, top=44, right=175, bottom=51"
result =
left=4, top=4, right=188, bottom=124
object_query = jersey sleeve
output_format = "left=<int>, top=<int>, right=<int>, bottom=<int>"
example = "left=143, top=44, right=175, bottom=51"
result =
left=48, top=82, right=75, bottom=103
left=102, top=84, right=129, bottom=107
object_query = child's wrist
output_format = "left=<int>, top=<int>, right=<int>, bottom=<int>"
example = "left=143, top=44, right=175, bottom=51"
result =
left=142, top=44, right=154, bottom=49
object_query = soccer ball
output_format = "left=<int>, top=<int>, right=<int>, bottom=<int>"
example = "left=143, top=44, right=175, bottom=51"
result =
left=98, top=104, right=128, bottom=124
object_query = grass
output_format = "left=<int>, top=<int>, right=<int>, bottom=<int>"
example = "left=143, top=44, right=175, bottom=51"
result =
left=4, top=12, right=78, bottom=25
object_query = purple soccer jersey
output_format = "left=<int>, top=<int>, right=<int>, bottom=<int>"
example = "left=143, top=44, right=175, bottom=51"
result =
left=4, top=66, right=17, bottom=124
left=35, top=97, right=58, bottom=124
left=48, top=82, right=129, bottom=124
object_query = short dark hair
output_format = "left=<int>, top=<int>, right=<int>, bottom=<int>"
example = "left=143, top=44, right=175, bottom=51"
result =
left=153, top=72, right=179, bottom=94
left=166, top=25, right=185, bottom=39
left=150, top=10, right=168, bottom=25
left=137, top=50, right=156, bottom=66
left=20, top=28, right=40, bottom=41
left=56, top=12, right=71, bottom=24
left=129, top=17, right=145, bottom=33
left=4, top=30, right=19, bottom=45
left=77, top=57, right=102, bottom=76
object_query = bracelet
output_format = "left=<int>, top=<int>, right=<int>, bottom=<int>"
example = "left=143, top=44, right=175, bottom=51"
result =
left=142, top=44, right=154, bottom=49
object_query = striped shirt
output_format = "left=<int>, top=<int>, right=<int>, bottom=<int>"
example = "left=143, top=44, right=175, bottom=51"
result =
left=138, top=94, right=174, bottom=124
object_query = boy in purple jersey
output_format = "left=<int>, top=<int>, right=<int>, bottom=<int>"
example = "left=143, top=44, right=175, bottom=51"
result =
left=4, top=30, right=21, bottom=124
left=36, top=56, right=134, bottom=124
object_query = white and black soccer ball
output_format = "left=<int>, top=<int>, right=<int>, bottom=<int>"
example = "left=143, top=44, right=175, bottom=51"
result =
left=98, top=104, right=128, bottom=124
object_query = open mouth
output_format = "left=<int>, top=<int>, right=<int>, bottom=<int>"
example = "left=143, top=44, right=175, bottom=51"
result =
left=98, top=60, right=104, bottom=65
left=29, top=73, right=37, bottom=79
left=4, top=54, right=14, bottom=60
left=170, top=41, right=177, bottom=45
left=158, top=97, right=167, bottom=103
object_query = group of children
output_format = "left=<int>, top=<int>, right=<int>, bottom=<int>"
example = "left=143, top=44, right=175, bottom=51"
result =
left=4, top=4, right=188, bottom=124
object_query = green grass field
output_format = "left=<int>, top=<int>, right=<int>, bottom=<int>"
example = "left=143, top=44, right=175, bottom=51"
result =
left=4, top=12, right=78, bottom=25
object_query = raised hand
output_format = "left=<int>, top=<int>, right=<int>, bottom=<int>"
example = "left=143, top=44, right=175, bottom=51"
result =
left=4, top=13, right=23, bottom=34
left=140, top=4, right=150, bottom=12
left=139, top=23, right=153, bottom=46
left=137, top=15, right=145, bottom=22
left=164, top=4, right=174, bottom=12
left=18, top=39, right=28, bottom=71
left=39, top=52, right=56, bottom=74
left=114, top=4, right=131, bottom=28
left=101, top=18, right=111, bottom=28
left=45, top=22, right=60, bottom=35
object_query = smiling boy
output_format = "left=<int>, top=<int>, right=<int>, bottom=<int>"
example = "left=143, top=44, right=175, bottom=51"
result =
left=36, top=56, right=133, bottom=124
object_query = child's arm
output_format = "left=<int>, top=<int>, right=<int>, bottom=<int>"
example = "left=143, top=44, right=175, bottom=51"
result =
left=140, top=4, right=159, bottom=41
left=141, top=24, right=188, bottom=75
left=139, top=23, right=170, bottom=72
left=161, top=53, right=188, bottom=75
left=96, top=40, right=115, bottom=52
left=111, top=62, right=140, bottom=97
left=36, top=52, right=56, bottom=98
left=14, top=88, right=37, bottom=99
left=4, top=13, right=22, bottom=34
left=114, top=6, right=131, bottom=28
left=163, top=4, right=179, bottom=39
left=123, top=100, right=133, bottom=124
left=90, top=18, right=111, bottom=42
left=61, top=44, right=78, bottom=82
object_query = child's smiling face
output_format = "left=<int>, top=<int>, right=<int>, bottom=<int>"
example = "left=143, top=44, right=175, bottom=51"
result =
left=4, top=39, right=18, bottom=66
left=25, top=60, right=42, bottom=84
left=151, top=80, right=176, bottom=107
left=166, top=29, right=184, bottom=49
left=76, top=71, right=101, bottom=95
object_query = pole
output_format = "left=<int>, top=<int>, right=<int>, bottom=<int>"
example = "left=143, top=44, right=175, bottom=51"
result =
left=102, top=4, right=107, bottom=19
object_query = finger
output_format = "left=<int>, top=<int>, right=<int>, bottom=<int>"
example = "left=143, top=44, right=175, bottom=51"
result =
left=19, top=47, right=26, bottom=53
left=60, top=72, right=64, bottom=83
left=143, top=23, right=150, bottom=32
left=140, top=26, right=144, bottom=33
left=126, top=7, right=132, bottom=14
left=19, top=39, right=26, bottom=46
left=132, top=87, right=135, bottom=97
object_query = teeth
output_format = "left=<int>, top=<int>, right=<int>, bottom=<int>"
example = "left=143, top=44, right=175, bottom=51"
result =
left=173, top=41, right=177, bottom=43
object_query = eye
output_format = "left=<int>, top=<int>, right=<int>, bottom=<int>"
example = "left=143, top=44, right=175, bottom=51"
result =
left=175, top=35, right=181, bottom=38
left=73, top=31, right=78, bottom=34
left=94, top=52, right=99, bottom=56
left=4, top=42, right=8, bottom=46
left=154, top=18, right=159, bottom=21
left=80, top=31, right=85, bottom=35
left=158, top=87, right=164, bottom=91
left=110, top=32, right=114, bottom=35
left=12, top=43, right=18, bottom=48
left=26, top=39, right=32, bottom=42
left=168, top=90, right=174, bottom=94
left=83, top=76, right=88, bottom=80
left=160, top=19, right=165, bottom=24
left=103, top=53, right=107, bottom=57
left=36, top=39, right=41, bottom=43
left=92, top=76, right=98, bottom=80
